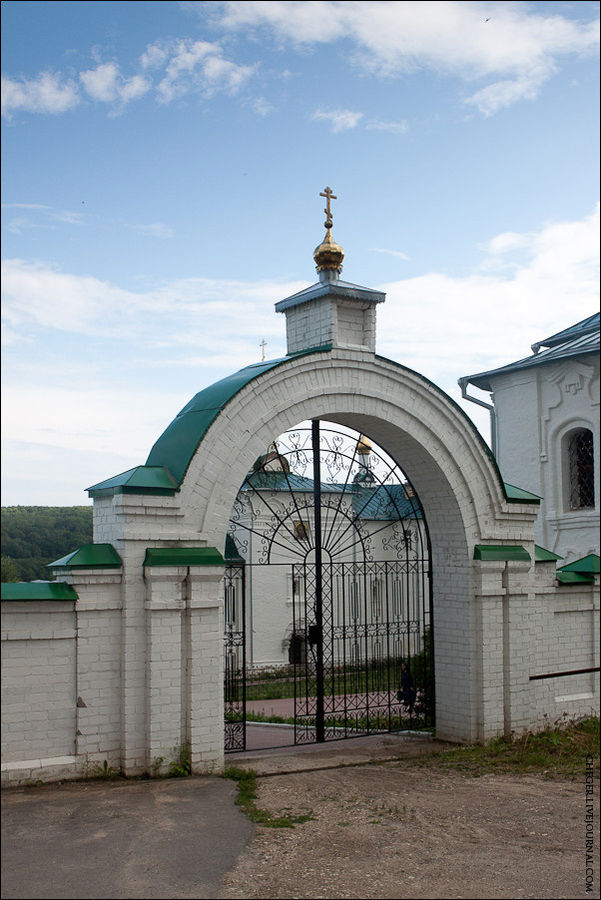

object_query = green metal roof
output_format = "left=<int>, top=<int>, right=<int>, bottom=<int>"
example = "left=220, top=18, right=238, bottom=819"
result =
left=87, top=466, right=178, bottom=497
left=473, top=544, right=531, bottom=562
left=48, top=544, right=123, bottom=569
left=557, top=554, right=600, bottom=575
left=143, top=547, right=225, bottom=567
left=556, top=571, right=596, bottom=585
left=1, top=582, right=78, bottom=601
left=89, top=346, right=332, bottom=497
left=534, top=545, right=563, bottom=563
left=503, top=483, right=542, bottom=504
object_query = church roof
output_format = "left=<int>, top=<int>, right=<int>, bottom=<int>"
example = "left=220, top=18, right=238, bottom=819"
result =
left=242, top=473, right=424, bottom=520
left=463, top=312, right=600, bottom=392
left=531, top=313, right=600, bottom=352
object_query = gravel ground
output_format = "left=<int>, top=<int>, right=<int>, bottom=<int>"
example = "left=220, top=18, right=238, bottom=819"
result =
left=217, top=761, right=596, bottom=900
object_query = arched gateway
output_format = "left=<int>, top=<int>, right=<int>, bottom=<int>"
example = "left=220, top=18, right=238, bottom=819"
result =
left=81, top=195, right=541, bottom=775
left=3, top=193, right=597, bottom=785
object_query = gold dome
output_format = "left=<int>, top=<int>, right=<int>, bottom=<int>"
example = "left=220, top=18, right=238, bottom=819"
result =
left=313, top=228, right=345, bottom=272
left=356, top=435, right=372, bottom=455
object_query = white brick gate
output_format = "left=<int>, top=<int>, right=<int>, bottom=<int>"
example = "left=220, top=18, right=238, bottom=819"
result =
left=2, top=230, right=598, bottom=784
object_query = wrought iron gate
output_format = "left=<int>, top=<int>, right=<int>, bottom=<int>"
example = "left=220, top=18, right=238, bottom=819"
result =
left=224, top=421, right=433, bottom=751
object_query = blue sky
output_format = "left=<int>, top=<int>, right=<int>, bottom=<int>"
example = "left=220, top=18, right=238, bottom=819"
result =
left=2, top=0, right=599, bottom=505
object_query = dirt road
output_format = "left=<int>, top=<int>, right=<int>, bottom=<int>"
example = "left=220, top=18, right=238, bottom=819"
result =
left=217, top=761, right=595, bottom=900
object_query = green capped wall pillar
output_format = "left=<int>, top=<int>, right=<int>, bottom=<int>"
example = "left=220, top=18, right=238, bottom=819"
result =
left=186, top=567, right=225, bottom=772
left=144, top=567, right=187, bottom=774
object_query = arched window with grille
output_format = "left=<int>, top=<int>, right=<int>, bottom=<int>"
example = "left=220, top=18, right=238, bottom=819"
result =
left=566, top=428, right=595, bottom=510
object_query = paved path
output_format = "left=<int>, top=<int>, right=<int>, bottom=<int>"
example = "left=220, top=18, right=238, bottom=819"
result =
left=1, top=776, right=254, bottom=900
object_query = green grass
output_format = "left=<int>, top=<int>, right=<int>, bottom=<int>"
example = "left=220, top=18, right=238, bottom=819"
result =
left=222, top=766, right=315, bottom=827
left=421, top=716, right=600, bottom=779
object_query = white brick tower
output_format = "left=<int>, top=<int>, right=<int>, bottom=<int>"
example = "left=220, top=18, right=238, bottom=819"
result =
left=275, top=186, right=385, bottom=353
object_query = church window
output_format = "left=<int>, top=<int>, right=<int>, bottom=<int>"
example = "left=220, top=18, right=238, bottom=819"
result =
left=567, top=428, right=595, bottom=510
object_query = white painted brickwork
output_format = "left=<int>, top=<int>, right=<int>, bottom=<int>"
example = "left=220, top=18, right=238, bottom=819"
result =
left=2, top=347, right=599, bottom=785
left=1, top=602, right=76, bottom=766
left=491, top=355, right=600, bottom=564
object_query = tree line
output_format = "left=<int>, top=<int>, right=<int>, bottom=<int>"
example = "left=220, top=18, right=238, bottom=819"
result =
left=1, top=506, right=93, bottom=582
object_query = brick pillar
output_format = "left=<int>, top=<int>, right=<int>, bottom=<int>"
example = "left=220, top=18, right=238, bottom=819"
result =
left=473, top=561, right=506, bottom=741
left=502, top=560, right=535, bottom=736
left=473, top=558, right=536, bottom=741
left=144, top=568, right=186, bottom=773
left=187, top=567, right=225, bottom=772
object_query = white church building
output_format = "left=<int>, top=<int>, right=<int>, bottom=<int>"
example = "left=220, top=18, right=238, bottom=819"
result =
left=460, top=313, right=600, bottom=568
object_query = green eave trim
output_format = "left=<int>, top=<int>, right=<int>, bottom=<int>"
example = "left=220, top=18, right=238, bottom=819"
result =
left=145, top=345, right=333, bottom=488
left=474, top=544, right=531, bottom=562
left=535, top=545, right=563, bottom=563
left=556, top=571, right=596, bottom=585
left=1, top=582, right=78, bottom=601
left=503, top=483, right=542, bottom=504
left=87, top=466, right=178, bottom=498
left=144, top=547, right=225, bottom=567
left=48, top=543, right=123, bottom=569
left=557, top=554, right=600, bottom=575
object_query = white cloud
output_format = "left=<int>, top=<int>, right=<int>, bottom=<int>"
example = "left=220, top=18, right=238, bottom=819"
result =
left=312, top=108, right=363, bottom=132
left=2, top=207, right=598, bottom=501
left=214, top=1, right=600, bottom=112
left=1, top=203, right=51, bottom=210
left=1, top=72, right=80, bottom=117
left=3, top=38, right=254, bottom=118
left=0, top=258, right=302, bottom=349
left=370, top=248, right=411, bottom=261
left=377, top=204, right=600, bottom=390
left=251, top=96, right=274, bottom=116
left=155, top=38, right=256, bottom=102
left=130, top=222, right=174, bottom=239
left=366, top=119, right=408, bottom=134
left=80, top=62, right=150, bottom=108
left=1, top=204, right=85, bottom=234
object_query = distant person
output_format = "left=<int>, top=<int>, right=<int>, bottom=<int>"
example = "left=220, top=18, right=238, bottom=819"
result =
left=399, top=661, right=416, bottom=713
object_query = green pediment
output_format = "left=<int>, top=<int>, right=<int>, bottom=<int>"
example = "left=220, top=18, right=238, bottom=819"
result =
left=503, top=483, right=541, bottom=504
left=557, top=554, right=600, bottom=575
left=48, top=544, right=123, bottom=569
left=87, top=466, right=178, bottom=497
left=534, top=545, right=563, bottom=562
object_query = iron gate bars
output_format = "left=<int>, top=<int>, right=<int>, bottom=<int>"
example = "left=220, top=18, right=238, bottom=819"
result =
left=224, top=420, right=434, bottom=749
left=228, top=421, right=428, bottom=568
left=291, top=558, right=432, bottom=744
left=223, top=564, right=246, bottom=751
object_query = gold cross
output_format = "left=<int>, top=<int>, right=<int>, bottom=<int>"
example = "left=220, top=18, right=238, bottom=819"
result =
left=260, top=338, right=267, bottom=361
left=320, top=186, right=337, bottom=229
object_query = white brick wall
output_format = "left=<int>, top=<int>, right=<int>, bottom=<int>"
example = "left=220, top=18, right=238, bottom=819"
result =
left=3, top=347, right=598, bottom=785
left=1, top=601, right=76, bottom=765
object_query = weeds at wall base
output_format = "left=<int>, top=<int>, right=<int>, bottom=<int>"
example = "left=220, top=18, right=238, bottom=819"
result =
left=223, top=766, right=314, bottom=827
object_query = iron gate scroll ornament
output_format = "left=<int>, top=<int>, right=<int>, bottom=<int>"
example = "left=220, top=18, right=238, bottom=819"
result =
left=224, top=421, right=434, bottom=750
